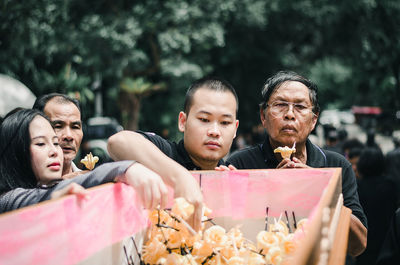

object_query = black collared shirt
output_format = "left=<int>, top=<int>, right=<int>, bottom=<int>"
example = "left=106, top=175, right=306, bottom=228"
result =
left=137, top=131, right=224, bottom=170
left=227, top=137, right=368, bottom=228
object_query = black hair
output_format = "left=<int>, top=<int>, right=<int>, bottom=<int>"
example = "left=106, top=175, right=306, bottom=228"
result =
left=32, top=93, right=81, bottom=117
left=386, top=149, right=400, bottom=181
left=183, top=76, right=238, bottom=115
left=342, top=138, right=365, bottom=155
left=0, top=109, right=51, bottom=193
left=357, top=147, right=385, bottom=178
left=260, top=71, right=320, bottom=114
left=0, top=107, right=24, bottom=126
left=348, top=147, right=364, bottom=160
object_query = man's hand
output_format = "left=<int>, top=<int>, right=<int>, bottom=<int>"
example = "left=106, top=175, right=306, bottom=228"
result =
left=51, top=183, right=89, bottom=200
left=108, top=131, right=204, bottom=231
left=173, top=171, right=204, bottom=232
left=348, top=214, right=367, bottom=256
left=276, top=157, right=311, bottom=169
left=215, top=164, right=237, bottom=171
left=121, top=163, right=169, bottom=210
left=62, top=171, right=88, bottom=179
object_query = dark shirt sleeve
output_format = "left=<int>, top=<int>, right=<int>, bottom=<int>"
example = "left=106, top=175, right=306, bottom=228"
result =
left=136, top=130, right=175, bottom=158
left=321, top=149, right=367, bottom=229
left=0, top=161, right=133, bottom=214
left=376, top=208, right=400, bottom=265
left=341, top=162, right=368, bottom=229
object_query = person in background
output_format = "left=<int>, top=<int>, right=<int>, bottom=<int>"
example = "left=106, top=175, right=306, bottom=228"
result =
left=342, top=138, right=365, bottom=159
left=355, top=147, right=397, bottom=265
left=323, top=128, right=342, bottom=154
left=230, top=133, right=248, bottom=153
left=366, top=127, right=378, bottom=148
left=376, top=208, right=400, bottom=265
left=33, top=93, right=83, bottom=176
left=226, top=70, right=367, bottom=256
left=0, top=109, right=169, bottom=213
left=386, top=143, right=400, bottom=207
left=348, top=147, right=364, bottom=180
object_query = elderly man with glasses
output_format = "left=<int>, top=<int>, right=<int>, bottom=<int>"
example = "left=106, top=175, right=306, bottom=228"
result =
left=226, top=71, right=367, bottom=257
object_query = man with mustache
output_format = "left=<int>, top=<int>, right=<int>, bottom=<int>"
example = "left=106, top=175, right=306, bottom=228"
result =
left=33, top=93, right=83, bottom=176
left=226, top=71, right=367, bottom=257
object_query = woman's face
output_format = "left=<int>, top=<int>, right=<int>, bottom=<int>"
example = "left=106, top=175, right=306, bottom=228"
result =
left=29, top=116, right=63, bottom=184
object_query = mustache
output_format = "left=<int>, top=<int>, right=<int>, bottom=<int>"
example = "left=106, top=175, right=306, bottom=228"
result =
left=60, top=144, right=76, bottom=152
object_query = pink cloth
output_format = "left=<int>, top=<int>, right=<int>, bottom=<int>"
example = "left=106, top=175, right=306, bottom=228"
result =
left=192, top=169, right=332, bottom=219
left=0, top=169, right=334, bottom=264
left=0, top=183, right=148, bottom=265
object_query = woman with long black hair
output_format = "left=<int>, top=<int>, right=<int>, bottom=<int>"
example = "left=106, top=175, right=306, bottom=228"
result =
left=0, top=109, right=169, bottom=213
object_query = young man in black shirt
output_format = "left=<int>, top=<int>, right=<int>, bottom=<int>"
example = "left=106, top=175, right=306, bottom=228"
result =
left=107, top=76, right=239, bottom=230
left=227, top=71, right=367, bottom=257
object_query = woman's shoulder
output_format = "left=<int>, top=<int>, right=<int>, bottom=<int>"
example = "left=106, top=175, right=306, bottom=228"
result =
left=0, top=187, right=46, bottom=214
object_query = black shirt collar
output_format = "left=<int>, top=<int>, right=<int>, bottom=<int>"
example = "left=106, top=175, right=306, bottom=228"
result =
left=177, top=140, right=224, bottom=170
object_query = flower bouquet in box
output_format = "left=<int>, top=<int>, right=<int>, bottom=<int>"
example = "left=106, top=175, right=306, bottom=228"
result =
left=139, top=168, right=341, bottom=265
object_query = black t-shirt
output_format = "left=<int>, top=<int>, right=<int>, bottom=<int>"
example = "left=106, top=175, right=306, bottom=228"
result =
left=137, top=131, right=224, bottom=170
left=227, top=138, right=368, bottom=229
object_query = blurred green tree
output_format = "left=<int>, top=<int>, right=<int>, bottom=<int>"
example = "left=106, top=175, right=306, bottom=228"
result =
left=119, top=77, right=165, bottom=130
left=1, top=0, right=399, bottom=136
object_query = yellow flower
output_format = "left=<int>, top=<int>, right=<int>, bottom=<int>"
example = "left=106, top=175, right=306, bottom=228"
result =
left=248, top=254, right=267, bottom=265
left=80, top=152, right=99, bottom=170
left=164, top=252, right=187, bottom=265
left=204, top=225, right=228, bottom=248
left=269, top=220, right=289, bottom=235
left=227, top=256, right=245, bottom=265
left=172, top=197, right=194, bottom=220
left=257, top=231, right=279, bottom=253
left=266, top=246, right=283, bottom=265
left=273, top=146, right=296, bottom=159
left=192, top=240, right=214, bottom=261
left=142, top=238, right=168, bottom=264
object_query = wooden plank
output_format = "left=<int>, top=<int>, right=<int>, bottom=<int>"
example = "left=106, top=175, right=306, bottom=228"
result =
left=290, top=168, right=342, bottom=265
left=328, top=206, right=352, bottom=265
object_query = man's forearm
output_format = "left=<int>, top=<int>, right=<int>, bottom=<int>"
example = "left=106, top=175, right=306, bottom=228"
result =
left=107, top=131, right=204, bottom=231
left=348, top=213, right=367, bottom=256
left=107, top=130, right=183, bottom=187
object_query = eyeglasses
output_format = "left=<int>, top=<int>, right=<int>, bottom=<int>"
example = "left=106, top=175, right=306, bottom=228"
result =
left=266, top=100, right=314, bottom=117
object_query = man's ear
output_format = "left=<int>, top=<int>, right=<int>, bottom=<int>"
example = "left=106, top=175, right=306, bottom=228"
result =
left=311, top=112, right=319, bottom=131
left=233, top=120, right=239, bottom=138
left=178, top=111, right=187, bottom=132
left=260, top=108, right=267, bottom=127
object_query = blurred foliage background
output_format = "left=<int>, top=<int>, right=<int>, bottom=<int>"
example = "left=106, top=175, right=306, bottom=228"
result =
left=1, top=0, right=400, bottom=139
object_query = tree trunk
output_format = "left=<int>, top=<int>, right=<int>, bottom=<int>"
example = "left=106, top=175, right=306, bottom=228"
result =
left=118, top=91, right=141, bottom=131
